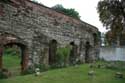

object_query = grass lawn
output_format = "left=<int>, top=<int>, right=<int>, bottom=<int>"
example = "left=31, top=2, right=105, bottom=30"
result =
left=0, top=61, right=125, bottom=83
left=3, top=55, right=20, bottom=68
left=1, top=48, right=125, bottom=83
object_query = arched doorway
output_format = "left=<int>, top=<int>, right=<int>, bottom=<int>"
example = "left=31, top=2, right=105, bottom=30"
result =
left=3, top=43, right=28, bottom=73
left=49, top=39, right=57, bottom=65
left=0, top=33, right=28, bottom=76
left=85, top=41, right=91, bottom=63
left=3, top=44, right=21, bottom=76
left=69, top=42, right=78, bottom=65
left=93, top=33, right=98, bottom=46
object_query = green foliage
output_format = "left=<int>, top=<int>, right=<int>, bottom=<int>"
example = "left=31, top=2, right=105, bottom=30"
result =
left=2, top=48, right=21, bottom=76
left=52, top=4, right=81, bottom=19
left=3, top=48, right=20, bottom=68
left=0, top=61, right=125, bottom=83
left=97, top=0, right=125, bottom=31
left=4, top=48, right=19, bottom=56
left=97, top=0, right=124, bottom=28
left=0, top=71, right=8, bottom=79
left=31, top=0, right=39, bottom=3
left=97, top=0, right=125, bottom=46
left=55, top=46, right=71, bottom=68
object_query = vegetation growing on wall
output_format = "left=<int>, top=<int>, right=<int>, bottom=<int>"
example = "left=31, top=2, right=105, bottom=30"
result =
left=52, top=4, right=81, bottom=20
left=31, top=1, right=81, bottom=20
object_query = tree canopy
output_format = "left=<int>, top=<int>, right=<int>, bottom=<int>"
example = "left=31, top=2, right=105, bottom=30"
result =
left=97, top=0, right=125, bottom=46
left=97, top=0, right=125, bottom=29
left=52, top=4, right=81, bottom=20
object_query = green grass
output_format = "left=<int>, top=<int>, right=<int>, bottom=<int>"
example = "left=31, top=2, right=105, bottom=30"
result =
left=3, top=47, right=21, bottom=68
left=0, top=62, right=125, bottom=83
left=3, top=55, right=20, bottom=68
left=1, top=48, right=125, bottom=83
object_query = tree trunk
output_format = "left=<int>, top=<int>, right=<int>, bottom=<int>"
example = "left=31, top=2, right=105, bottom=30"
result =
left=116, top=35, right=120, bottom=47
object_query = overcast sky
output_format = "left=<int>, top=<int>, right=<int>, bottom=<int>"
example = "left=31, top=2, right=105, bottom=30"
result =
left=35, top=0, right=107, bottom=32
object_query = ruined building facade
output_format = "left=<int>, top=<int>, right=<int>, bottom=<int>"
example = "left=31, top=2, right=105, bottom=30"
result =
left=0, top=0, right=99, bottom=72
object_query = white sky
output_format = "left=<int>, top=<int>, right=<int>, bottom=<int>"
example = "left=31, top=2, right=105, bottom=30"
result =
left=35, top=0, right=107, bottom=32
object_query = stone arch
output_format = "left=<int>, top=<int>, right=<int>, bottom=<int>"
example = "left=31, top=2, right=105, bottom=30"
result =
left=49, top=39, right=57, bottom=65
left=0, top=32, right=27, bottom=45
left=0, top=32, right=29, bottom=74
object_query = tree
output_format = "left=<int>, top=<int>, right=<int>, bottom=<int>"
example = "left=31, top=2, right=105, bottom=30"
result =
left=105, top=30, right=125, bottom=46
left=105, top=31, right=116, bottom=46
left=97, top=0, right=125, bottom=46
left=52, top=4, right=80, bottom=19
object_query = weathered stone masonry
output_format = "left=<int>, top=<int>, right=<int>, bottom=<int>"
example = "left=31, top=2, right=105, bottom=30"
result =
left=0, top=0, right=99, bottom=72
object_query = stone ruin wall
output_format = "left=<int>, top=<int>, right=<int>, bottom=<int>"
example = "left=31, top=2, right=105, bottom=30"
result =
left=0, top=0, right=99, bottom=68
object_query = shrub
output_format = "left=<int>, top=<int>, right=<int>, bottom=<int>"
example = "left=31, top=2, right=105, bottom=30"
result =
left=55, top=46, right=71, bottom=67
left=0, top=71, right=8, bottom=79
left=0, top=68, right=11, bottom=79
left=4, top=48, right=20, bottom=56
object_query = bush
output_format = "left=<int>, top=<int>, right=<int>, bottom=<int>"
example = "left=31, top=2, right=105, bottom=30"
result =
left=4, top=48, right=20, bottom=56
left=0, top=71, right=8, bottom=79
left=55, top=46, right=71, bottom=68
left=0, top=69, right=11, bottom=79
left=52, top=4, right=81, bottom=19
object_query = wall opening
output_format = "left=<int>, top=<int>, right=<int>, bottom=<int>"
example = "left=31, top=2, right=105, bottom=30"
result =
left=93, top=33, right=98, bottom=46
left=49, top=39, right=57, bottom=65
left=1, top=43, right=28, bottom=77
left=85, top=41, right=91, bottom=63
left=3, top=44, right=21, bottom=76
left=69, top=42, right=78, bottom=65
left=0, top=33, right=28, bottom=77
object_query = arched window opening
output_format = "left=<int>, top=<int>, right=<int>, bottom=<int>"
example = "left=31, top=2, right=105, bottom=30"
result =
left=49, top=39, right=57, bottom=65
